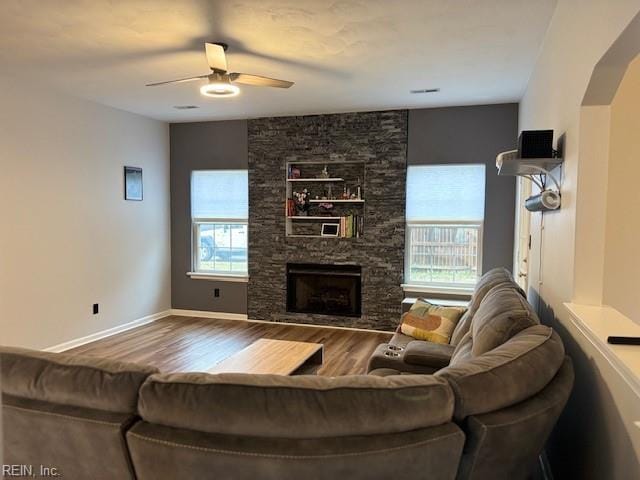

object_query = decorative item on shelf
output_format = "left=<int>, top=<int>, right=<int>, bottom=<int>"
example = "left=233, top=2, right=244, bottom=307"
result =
left=326, top=184, right=333, bottom=200
left=289, top=166, right=301, bottom=179
left=319, top=202, right=334, bottom=211
left=356, top=177, right=362, bottom=199
left=292, top=189, right=310, bottom=216
left=321, top=223, right=339, bottom=237
left=319, top=165, right=330, bottom=179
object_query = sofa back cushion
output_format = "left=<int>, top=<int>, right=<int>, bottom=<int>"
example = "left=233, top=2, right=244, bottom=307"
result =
left=450, top=268, right=523, bottom=346
left=1, top=347, right=157, bottom=480
left=436, top=325, right=565, bottom=420
left=469, top=284, right=539, bottom=357
left=449, top=284, right=538, bottom=364
left=1, top=346, right=157, bottom=413
left=138, top=372, right=454, bottom=438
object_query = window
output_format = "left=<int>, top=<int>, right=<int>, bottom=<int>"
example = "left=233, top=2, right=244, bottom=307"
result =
left=190, top=170, right=248, bottom=278
left=405, top=164, right=486, bottom=291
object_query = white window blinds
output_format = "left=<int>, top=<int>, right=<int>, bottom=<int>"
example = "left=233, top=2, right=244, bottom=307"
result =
left=406, top=164, right=486, bottom=221
left=191, top=170, right=248, bottom=220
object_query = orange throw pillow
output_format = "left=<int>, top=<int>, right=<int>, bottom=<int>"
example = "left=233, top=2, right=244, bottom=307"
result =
left=400, top=299, right=467, bottom=344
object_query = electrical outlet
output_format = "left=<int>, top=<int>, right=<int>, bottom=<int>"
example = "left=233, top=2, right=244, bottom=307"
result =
left=93, top=303, right=99, bottom=315
left=214, top=288, right=220, bottom=298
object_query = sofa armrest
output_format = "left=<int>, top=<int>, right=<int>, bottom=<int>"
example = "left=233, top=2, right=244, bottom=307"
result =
left=404, top=341, right=455, bottom=369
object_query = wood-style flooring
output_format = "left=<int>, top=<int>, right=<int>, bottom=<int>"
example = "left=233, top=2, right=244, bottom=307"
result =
left=65, top=316, right=392, bottom=376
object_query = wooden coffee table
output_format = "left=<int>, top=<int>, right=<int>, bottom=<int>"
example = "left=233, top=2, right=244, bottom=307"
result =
left=207, top=338, right=324, bottom=375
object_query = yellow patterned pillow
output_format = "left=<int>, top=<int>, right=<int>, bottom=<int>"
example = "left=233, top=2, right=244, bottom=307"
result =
left=400, top=299, right=467, bottom=344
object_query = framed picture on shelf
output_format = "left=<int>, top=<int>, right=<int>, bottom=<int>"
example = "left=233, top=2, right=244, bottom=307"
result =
left=321, top=223, right=339, bottom=237
left=124, top=166, right=143, bottom=201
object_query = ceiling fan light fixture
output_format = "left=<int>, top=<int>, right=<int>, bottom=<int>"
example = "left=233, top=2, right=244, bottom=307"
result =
left=200, top=81, right=240, bottom=97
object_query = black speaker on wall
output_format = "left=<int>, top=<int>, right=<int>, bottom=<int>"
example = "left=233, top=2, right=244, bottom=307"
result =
left=518, top=130, right=554, bottom=158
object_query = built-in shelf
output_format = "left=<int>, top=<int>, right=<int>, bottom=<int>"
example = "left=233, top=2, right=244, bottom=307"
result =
left=287, top=160, right=366, bottom=165
left=286, top=160, right=366, bottom=238
left=308, top=199, right=365, bottom=204
left=287, top=178, right=344, bottom=182
left=288, top=216, right=341, bottom=220
left=288, top=234, right=337, bottom=238
left=287, top=234, right=360, bottom=239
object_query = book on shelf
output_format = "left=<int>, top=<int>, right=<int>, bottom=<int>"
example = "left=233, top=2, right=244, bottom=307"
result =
left=337, top=214, right=363, bottom=238
left=286, top=199, right=296, bottom=217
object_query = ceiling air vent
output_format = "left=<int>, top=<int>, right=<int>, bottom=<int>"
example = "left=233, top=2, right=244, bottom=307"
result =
left=173, top=105, right=200, bottom=110
left=410, top=88, right=440, bottom=94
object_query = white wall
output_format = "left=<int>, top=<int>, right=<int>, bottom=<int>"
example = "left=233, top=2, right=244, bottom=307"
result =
left=0, top=74, right=171, bottom=349
left=520, top=0, right=640, bottom=477
left=603, top=55, right=640, bottom=323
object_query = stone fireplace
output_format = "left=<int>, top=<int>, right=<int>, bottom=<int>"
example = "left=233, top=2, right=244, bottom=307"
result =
left=247, top=110, right=407, bottom=330
left=287, top=263, right=362, bottom=317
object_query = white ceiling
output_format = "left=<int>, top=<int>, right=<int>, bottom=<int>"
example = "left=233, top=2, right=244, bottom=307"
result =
left=0, top=0, right=556, bottom=123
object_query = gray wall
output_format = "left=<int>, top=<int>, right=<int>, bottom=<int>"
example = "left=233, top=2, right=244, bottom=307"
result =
left=408, top=103, right=518, bottom=274
left=170, top=120, right=248, bottom=313
left=170, top=104, right=518, bottom=315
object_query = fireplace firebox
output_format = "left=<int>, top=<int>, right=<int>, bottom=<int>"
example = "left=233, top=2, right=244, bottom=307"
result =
left=286, top=263, right=362, bottom=317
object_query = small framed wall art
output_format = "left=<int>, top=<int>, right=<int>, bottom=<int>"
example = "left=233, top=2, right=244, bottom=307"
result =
left=124, top=166, right=143, bottom=201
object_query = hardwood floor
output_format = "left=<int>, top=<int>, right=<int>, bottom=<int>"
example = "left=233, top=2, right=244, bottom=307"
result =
left=65, top=316, right=393, bottom=376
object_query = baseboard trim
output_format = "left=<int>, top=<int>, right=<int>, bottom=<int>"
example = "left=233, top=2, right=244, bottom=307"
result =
left=44, top=310, right=172, bottom=353
left=169, top=309, right=249, bottom=321
left=169, top=309, right=393, bottom=335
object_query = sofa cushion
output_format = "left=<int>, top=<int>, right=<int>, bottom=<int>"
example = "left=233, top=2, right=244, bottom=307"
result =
left=450, top=331, right=474, bottom=364
left=0, top=346, right=157, bottom=413
left=126, top=421, right=465, bottom=480
left=400, top=299, right=466, bottom=344
left=404, top=341, right=455, bottom=369
left=469, top=284, right=539, bottom=357
left=138, top=372, right=454, bottom=438
left=3, top=394, right=138, bottom=479
left=436, top=325, right=565, bottom=420
left=450, top=268, right=523, bottom=346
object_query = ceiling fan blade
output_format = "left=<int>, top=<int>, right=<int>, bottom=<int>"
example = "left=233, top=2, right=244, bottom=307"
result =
left=230, top=73, right=294, bottom=88
left=205, top=43, right=228, bottom=72
left=146, top=74, right=210, bottom=87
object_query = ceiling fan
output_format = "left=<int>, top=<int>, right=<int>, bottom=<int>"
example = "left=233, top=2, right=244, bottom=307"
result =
left=146, top=42, right=294, bottom=97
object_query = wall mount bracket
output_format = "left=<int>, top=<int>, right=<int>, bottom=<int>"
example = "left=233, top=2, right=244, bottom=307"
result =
left=496, top=149, right=563, bottom=211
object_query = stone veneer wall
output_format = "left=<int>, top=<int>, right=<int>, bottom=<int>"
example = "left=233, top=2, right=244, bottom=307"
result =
left=248, top=110, right=407, bottom=331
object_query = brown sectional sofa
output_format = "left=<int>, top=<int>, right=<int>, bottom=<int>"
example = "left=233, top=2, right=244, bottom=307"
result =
left=1, top=268, right=572, bottom=479
left=1, top=349, right=465, bottom=480
left=368, top=268, right=574, bottom=479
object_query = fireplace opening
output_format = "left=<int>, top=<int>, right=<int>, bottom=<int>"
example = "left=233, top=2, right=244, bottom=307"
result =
left=287, top=263, right=362, bottom=317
